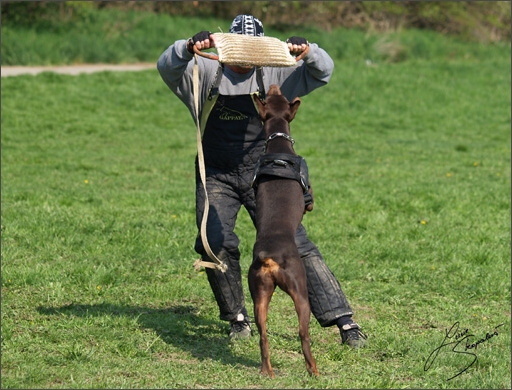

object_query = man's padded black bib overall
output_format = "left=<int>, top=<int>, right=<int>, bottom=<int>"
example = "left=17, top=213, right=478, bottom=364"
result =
left=202, top=94, right=264, bottom=151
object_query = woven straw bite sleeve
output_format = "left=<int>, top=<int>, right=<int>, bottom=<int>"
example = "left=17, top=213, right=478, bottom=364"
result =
left=213, top=33, right=296, bottom=67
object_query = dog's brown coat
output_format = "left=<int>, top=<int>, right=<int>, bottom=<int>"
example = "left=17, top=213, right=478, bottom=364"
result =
left=249, top=84, right=319, bottom=378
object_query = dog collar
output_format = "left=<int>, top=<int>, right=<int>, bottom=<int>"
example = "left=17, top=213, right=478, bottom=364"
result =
left=265, top=132, right=295, bottom=146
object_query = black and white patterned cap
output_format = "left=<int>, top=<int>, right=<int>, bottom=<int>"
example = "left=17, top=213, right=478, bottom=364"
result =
left=229, top=15, right=264, bottom=37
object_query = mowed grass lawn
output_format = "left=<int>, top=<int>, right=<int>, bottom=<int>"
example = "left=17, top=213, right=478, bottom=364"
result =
left=2, top=30, right=510, bottom=388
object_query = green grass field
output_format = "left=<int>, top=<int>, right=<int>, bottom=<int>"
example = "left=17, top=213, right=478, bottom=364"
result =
left=2, top=10, right=511, bottom=389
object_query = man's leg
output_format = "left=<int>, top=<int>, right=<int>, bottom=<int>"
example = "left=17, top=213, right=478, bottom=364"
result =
left=295, top=225, right=367, bottom=348
left=194, top=164, right=251, bottom=337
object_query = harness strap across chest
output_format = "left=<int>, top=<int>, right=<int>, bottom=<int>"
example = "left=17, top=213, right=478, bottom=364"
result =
left=252, top=153, right=310, bottom=194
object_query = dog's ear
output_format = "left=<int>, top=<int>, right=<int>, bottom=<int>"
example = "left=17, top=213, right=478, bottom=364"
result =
left=253, top=93, right=266, bottom=120
left=288, top=97, right=301, bottom=122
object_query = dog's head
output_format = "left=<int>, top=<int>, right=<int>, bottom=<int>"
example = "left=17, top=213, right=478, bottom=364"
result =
left=254, top=84, right=301, bottom=124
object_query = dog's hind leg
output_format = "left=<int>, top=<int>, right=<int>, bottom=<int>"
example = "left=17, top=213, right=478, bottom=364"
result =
left=278, top=263, right=319, bottom=377
left=248, top=262, right=277, bottom=378
left=292, top=289, right=319, bottom=376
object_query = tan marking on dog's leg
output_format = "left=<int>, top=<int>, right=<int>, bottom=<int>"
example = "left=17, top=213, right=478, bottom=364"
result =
left=260, top=258, right=280, bottom=275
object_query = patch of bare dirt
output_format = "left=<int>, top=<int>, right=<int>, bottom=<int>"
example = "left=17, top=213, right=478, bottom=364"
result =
left=1, top=63, right=155, bottom=77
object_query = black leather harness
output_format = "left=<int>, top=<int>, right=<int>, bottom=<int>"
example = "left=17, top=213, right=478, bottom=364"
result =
left=252, top=152, right=313, bottom=208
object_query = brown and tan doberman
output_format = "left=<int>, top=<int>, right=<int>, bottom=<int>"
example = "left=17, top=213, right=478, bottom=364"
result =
left=250, top=84, right=318, bottom=378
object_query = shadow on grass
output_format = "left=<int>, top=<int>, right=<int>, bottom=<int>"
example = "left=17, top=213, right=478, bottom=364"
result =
left=36, top=302, right=258, bottom=369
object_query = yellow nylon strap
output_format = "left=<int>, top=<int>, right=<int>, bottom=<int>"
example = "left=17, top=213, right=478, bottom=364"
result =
left=192, top=54, right=227, bottom=273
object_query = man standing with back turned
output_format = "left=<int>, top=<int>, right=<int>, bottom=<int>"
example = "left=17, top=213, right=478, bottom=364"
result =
left=157, top=14, right=367, bottom=348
